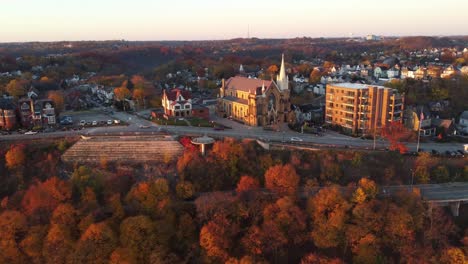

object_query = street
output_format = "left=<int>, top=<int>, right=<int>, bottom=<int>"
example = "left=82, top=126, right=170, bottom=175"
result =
left=1, top=110, right=466, bottom=153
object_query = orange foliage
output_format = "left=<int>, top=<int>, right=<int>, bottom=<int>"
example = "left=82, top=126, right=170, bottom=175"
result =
left=5, top=144, right=26, bottom=170
left=381, top=121, right=410, bottom=154
left=48, top=90, right=64, bottom=113
left=236, top=176, right=260, bottom=193
left=264, top=164, right=299, bottom=196
left=200, top=214, right=238, bottom=261
left=21, top=177, right=72, bottom=216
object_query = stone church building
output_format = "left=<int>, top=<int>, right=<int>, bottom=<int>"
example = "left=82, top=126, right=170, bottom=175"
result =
left=217, top=55, right=291, bottom=126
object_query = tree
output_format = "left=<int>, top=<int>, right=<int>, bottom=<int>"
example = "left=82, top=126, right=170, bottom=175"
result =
left=236, top=176, right=260, bottom=193
left=432, top=165, right=450, bottom=183
left=266, top=65, right=279, bottom=78
left=6, top=79, right=27, bottom=98
left=381, top=121, right=410, bottom=154
left=109, top=247, right=137, bottom=264
left=300, top=253, right=343, bottom=264
left=200, top=214, right=238, bottom=261
left=176, top=181, right=195, bottom=200
left=71, top=222, right=118, bottom=264
left=0, top=210, right=28, bottom=263
left=132, top=88, right=145, bottom=109
left=47, top=90, right=65, bottom=114
left=439, top=247, right=467, bottom=264
left=20, top=225, right=47, bottom=263
left=42, top=224, right=75, bottom=264
left=120, top=215, right=157, bottom=263
left=309, top=69, right=322, bottom=84
left=308, top=187, right=351, bottom=249
left=264, top=164, right=299, bottom=196
left=5, top=144, right=26, bottom=170
left=114, top=87, right=131, bottom=111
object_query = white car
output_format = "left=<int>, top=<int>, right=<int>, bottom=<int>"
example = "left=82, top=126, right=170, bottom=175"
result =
left=139, top=125, right=151, bottom=129
left=290, top=137, right=303, bottom=142
left=24, top=131, right=38, bottom=135
left=114, top=119, right=121, bottom=124
left=92, top=121, right=98, bottom=126
left=80, top=120, right=86, bottom=126
left=107, top=120, right=113, bottom=125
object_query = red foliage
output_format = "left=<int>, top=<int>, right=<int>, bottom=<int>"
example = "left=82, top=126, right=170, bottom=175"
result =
left=236, top=176, right=260, bottom=193
left=381, top=121, right=410, bottom=154
left=179, top=137, right=197, bottom=152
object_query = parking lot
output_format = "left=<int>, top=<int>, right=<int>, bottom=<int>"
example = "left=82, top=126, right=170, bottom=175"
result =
left=60, top=110, right=122, bottom=127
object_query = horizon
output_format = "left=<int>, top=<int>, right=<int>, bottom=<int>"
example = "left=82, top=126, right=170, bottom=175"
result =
left=1, top=34, right=468, bottom=44
left=1, top=0, right=468, bottom=42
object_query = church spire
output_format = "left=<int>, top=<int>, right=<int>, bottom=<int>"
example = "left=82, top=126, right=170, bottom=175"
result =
left=279, top=54, right=286, bottom=81
left=276, top=53, right=288, bottom=90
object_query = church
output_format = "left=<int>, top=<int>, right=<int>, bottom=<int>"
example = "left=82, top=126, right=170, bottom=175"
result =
left=217, top=54, right=291, bottom=126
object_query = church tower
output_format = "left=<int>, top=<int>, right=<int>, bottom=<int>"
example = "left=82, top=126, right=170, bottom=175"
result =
left=276, top=54, right=289, bottom=90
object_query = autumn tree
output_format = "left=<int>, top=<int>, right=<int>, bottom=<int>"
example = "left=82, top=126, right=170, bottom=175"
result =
left=266, top=64, right=279, bottom=78
left=109, top=247, right=137, bottom=264
left=176, top=181, right=195, bottom=200
left=381, top=121, right=410, bottom=154
left=439, top=247, right=467, bottom=264
left=47, top=90, right=65, bottom=114
left=114, top=86, right=131, bottom=111
left=6, top=79, right=27, bottom=98
left=309, top=68, right=322, bottom=84
left=0, top=210, right=28, bottom=263
left=264, top=164, right=299, bottom=196
left=21, top=177, right=72, bottom=219
left=120, top=215, right=158, bottom=263
left=308, top=186, right=351, bottom=249
left=5, top=144, right=26, bottom=170
left=236, top=175, right=260, bottom=193
left=42, top=223, right=75, bottom=264
left=70, top=222, right=118, bottom=264
left=300, top=253, right=343, bottom=264
left=200, top=213, right=239, bottom=261
left=19, top=225, right=47, bottom=264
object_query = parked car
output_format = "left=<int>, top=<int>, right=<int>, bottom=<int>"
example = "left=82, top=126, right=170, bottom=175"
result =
left=290, top=137, right=303, bottom=142
left=92, top=121, right=98, bottom=126
left=80, top=120, right=86, bottom=126
left=107, top=120, right=113, bottom=125
left=24, top=131, right=38, bottom=135
left=114, top=119, right=121, bottom=124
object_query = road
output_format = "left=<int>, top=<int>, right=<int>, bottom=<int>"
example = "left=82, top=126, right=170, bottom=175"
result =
left=1, top=110, right=466, bottom=153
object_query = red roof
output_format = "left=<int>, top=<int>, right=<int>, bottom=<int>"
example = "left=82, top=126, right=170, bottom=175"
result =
left=165, top=88, right=191, bottom=101
left=225, top=76, right=274, bottom=94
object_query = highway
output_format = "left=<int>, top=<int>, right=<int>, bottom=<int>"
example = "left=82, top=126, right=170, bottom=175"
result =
left=1, top=110, right=466, bottom=153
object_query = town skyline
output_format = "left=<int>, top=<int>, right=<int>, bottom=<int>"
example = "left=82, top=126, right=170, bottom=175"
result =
left=2, top=0, right=468, bottom=42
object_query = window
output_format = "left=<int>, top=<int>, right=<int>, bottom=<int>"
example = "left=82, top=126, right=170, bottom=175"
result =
left=175, top=105, right=180, bottom=110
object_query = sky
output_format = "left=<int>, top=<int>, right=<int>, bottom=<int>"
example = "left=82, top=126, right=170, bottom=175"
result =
left=1, top=0, right=468, bottom=42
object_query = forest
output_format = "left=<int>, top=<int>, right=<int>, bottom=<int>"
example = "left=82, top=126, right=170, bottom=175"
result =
left=0, top=137, right=467, bottom=263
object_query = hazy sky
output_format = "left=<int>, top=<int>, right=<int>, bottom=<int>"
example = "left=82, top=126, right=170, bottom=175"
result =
left=1, top=0, right=467, bottom=42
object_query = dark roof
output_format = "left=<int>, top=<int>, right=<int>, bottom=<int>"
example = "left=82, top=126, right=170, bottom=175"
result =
left=298, top=104, right=321, bottom=112
left=165, top=88, right=191, bottom=101
left=0, top=98, right=16, bottom=110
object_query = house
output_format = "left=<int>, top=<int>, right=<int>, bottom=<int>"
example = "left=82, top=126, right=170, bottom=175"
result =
left=373, top=66, right=388, bottom=79
left=293, top=104, right=323, bottom=125
left=432, top=118, right=456, bottom=136
left=414, top=67, right=427, bottom=80
left=401, top=67, right=415, bottom=79
left=387, top=67, right=400, bottom=79
left=191, top=104, right=210, bottom=120
left=162, top=88, right=193, bottom=118
left=427, top=66, right=442, bottom=79
left=0, top=99, right=17, bottom=130
left=461, top=66, right=468, bottom=76
left=458, top=111, right=468, bottom=135
left=404, top=106, right=436, bottom=136
left=33, top=99, right=56, bottom=126
left=18, top=98, right=35, bottom=127
left=440, top=65, right=456, bottom=79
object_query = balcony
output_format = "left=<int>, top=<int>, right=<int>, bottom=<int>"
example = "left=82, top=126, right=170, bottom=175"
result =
left=342, top=95, right=355, bottom=99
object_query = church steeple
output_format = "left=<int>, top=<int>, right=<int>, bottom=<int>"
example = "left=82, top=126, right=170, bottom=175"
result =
left=276, top=54, right=288, bottom=90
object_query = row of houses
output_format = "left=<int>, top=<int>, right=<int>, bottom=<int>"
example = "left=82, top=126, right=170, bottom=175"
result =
left=0, top=97, right=56, bottom=130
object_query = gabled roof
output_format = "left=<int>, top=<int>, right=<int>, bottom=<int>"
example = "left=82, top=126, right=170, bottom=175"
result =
left=165, top=88, right=191, bottom=101
left=225, top=76, right=273, bottom=94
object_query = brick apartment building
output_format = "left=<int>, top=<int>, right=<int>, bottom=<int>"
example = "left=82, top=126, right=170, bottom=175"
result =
left=325, top=83, right=404, bottom=135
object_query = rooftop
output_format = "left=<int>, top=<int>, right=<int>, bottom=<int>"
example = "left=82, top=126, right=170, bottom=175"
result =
left=328, top=83, right=387, bottom=90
